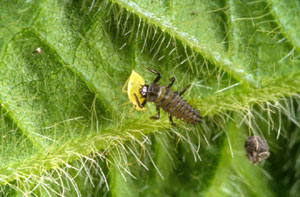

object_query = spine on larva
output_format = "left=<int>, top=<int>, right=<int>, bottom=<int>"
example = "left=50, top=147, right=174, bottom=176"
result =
left=154, top=86, right=202, bottom=124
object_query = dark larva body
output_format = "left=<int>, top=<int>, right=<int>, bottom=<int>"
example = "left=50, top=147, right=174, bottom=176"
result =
left=147, top=84, right=201, bottom=124
left=134, top=68, right=202, bottom=125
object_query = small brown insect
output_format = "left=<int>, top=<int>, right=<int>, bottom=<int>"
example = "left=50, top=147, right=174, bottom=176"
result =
left=244, top=136, right=270, bottom=164
left=134, top=68, right=202, bottom=125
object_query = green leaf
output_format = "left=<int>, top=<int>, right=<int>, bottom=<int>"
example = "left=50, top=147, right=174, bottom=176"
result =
left=0, top=0, right=299, bottom=196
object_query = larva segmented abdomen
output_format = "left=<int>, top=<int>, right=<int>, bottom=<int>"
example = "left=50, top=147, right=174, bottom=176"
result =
left=155, top=86, right=202, bottom=124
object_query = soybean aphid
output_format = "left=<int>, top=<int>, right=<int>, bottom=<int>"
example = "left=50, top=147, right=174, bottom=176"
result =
left=122, top=70, right=146, bottom=111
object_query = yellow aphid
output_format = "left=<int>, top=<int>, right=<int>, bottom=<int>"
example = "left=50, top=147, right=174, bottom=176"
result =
left=122, top=70, right=146, bottom=111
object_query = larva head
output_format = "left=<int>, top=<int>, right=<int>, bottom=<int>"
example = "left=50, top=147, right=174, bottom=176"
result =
left=127, top=70, right=146, bottom=111
left=145, top=83, right=160, bottom=102
left=139, top=85, right=149, bottom=97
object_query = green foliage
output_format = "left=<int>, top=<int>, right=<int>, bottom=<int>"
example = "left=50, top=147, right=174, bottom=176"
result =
left=0, top=0, right=300, bottom=196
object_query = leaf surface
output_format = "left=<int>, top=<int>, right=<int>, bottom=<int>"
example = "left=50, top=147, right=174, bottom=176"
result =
left=0, top=0, right=299, bottom=195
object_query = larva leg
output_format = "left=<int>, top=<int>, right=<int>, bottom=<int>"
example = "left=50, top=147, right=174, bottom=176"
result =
left=169, top=113, right=175, bottom=125
left=134, top=93, right=147, bottom=108
left=147, top=67, right=161, bottom=83
left=179, top=84, right=191, bottom=96
left=150, top=106, right=160, bottom=119
left=167, top=77, right=175, bottom=88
